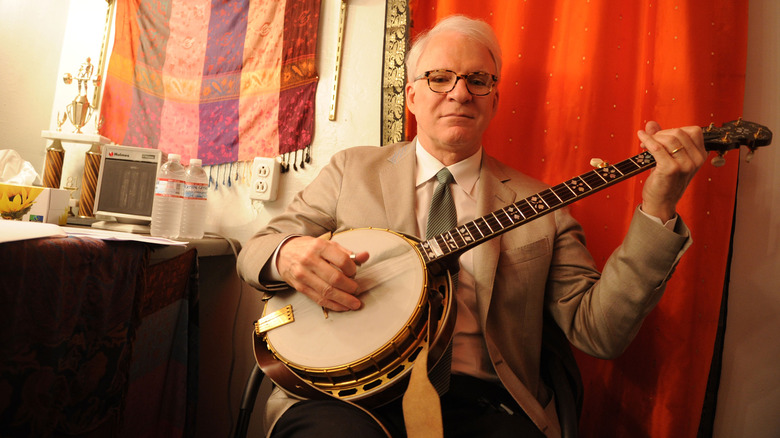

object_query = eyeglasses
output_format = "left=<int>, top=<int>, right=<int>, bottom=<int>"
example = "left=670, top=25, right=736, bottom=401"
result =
left=414, top=69, right=499, bottom=96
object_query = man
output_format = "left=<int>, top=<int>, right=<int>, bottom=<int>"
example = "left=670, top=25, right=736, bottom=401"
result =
left=237, top=15, right=705, bottom=438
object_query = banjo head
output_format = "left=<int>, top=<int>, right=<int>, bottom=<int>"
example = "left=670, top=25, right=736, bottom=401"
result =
left=262, top=228, right=439, bottom=401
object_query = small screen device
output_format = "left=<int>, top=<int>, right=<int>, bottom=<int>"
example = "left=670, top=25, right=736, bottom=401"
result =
left=92, top=144, right=162, bottom=233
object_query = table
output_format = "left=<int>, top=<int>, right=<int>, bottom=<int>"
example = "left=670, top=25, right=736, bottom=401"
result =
left=0, top=234, right=199, bottom=437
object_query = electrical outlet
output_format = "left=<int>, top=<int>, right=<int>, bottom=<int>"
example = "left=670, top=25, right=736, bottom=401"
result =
left=249, top=157, right=280, bottom=201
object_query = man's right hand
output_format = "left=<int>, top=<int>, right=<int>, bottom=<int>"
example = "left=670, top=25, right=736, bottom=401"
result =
left=276, top=236, right=370, bottom=312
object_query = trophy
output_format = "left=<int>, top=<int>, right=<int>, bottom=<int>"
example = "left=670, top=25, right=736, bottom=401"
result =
left=62, top=57, right=98, bottom=133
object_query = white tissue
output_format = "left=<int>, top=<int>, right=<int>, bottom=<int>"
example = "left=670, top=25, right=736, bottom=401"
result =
left=0, top=149, right=42, bottom=185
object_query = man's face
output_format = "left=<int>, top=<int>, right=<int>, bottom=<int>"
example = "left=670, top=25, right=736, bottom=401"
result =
left=406, top=32, right=499, bottom=161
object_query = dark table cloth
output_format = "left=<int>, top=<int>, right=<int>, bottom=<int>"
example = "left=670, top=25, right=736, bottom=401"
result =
left=0, top=235, right=197, bottom=437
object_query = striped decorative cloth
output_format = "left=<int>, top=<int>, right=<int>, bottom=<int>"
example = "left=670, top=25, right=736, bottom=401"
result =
left=99, top=0, right=321, bottom=166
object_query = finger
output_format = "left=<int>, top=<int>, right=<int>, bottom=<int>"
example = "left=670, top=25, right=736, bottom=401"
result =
left=321, top=244, right=363, bottom=276
left=645, top=120, right=662, bottom=135
left=342, top=251, right=371, bottom=276
left=351, top=251, right=370, bottom=266
left=304, top=277, right=362, bottom=311
left=667, top=128, right=704, bottom=169
left=638, top=128, right=693, bottom=164
left=277, top=238, right=363, bottom=310
left=280, top=238, right=353, bottom=280
left=637, top=129, right=671, bottom=158
left=679, top=126, right=707, bottom=166
left=286, top=266, right=363, bottom=311
left=301, top=252, right=365, bottom=307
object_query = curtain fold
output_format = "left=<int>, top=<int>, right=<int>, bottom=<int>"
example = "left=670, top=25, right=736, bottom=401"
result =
left=410, top=1, right=748, bottom=436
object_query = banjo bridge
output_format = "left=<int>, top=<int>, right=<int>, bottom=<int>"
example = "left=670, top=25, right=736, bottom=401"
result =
left=254, top=305, right=295, bottom=335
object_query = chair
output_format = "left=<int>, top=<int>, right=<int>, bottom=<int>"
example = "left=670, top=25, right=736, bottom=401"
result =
left=541, top=315, right=584, bottom=438
left=234, top=364, right=266, bottom=438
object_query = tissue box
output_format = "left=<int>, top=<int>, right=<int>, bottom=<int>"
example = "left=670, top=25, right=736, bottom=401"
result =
left=0, top=183, right=70, bottom=225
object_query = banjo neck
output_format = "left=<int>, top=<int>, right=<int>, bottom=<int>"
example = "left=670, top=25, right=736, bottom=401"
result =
left=415, top=119, right=772, bottom=270
left=416, top=150, right=656, bottom=268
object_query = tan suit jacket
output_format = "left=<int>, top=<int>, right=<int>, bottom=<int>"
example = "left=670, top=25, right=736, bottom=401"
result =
left=237, top=141, right=691, bottom=436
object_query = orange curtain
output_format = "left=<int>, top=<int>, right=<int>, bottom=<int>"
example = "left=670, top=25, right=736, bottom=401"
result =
left=409, top=1, right=749, bottom=436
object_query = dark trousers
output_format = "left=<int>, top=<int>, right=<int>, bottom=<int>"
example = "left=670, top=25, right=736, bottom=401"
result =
left=271, top=375, right=546, bottom=438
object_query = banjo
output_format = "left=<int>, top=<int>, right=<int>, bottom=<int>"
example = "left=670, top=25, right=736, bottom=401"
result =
left=252, top=119, right=771, bottom=407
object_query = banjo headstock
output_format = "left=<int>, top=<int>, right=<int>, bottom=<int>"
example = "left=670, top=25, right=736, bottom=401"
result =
left=702, top=119, right=773, bottom=166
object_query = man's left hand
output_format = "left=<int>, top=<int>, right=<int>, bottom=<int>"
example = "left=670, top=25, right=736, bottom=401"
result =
left=637, top=121, right=706, bottom=223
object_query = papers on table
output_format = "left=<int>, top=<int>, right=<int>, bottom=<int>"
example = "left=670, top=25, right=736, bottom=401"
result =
left=1, top=221, right=187, bottom=246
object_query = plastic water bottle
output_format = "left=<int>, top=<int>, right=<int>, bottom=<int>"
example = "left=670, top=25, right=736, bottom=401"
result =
left=179, top=159, right=209, bottom=239
left=150, top=153, right=185, bottom=238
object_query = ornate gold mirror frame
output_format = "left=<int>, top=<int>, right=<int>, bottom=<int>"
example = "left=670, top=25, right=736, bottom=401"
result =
left=93, top=0, right=116, bottom=115
left=381, top=0, right=409, bottom=145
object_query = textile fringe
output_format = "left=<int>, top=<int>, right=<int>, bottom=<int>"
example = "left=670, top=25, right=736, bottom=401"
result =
left=280, top=146, right=311, bottom=173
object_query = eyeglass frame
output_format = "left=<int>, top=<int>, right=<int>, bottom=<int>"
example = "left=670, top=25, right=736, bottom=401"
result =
left=413, top=69, right=499, bottom=96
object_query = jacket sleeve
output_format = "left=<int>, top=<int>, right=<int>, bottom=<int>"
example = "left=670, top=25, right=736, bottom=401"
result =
left=236, top=150, right=349, bottom=291
left=546, top=207, right=691, bottom=359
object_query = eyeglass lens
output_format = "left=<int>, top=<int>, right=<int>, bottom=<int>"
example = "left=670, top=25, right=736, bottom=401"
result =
left=427, top=70, right=495, bottom=95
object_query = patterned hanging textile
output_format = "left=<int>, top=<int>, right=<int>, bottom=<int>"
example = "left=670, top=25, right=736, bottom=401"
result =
left=99, top=0, right=321, bottom=167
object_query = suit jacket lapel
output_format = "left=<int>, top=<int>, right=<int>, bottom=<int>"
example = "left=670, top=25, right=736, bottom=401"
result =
left=379, top=141, right=419, bottom=237
left=473, top=153, right=517, bottom=328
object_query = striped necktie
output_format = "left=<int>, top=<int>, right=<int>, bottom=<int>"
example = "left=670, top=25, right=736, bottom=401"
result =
left=425, top=168, right=456, bottom=387
left=426, top=168, right=457, bottom=238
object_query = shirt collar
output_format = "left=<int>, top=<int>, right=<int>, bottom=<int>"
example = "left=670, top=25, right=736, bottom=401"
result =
left=414, top=139, right=482, bottom=195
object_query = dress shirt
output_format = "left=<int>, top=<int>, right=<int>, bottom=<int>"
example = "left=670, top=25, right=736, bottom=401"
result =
left=414, top=141, right=501, bottom=382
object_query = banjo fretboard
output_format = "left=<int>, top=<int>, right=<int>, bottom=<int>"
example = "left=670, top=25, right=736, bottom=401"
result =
left=416, top=151, right=656, bottom=265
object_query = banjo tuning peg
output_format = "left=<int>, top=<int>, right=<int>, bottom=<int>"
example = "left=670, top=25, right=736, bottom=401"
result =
left=711, top=153, right=726, bottom=167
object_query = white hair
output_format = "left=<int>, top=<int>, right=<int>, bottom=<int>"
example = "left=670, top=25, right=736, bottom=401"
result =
left=405, top=15, right=503, bottom=81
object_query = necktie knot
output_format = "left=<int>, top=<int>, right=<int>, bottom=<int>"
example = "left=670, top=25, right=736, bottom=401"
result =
left=436, top=168, right=454, bottom=185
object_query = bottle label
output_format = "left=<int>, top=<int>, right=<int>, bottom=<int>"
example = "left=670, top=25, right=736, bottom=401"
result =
left=183, top=182, right=208, bottom=200
left=155, top=178, right=184, bottom=198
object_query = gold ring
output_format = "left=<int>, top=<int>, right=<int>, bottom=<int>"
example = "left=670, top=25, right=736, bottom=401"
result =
left=670, top=146, right=685, bottom=155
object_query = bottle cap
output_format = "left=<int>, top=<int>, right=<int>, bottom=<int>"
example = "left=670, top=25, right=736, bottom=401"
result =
left=190, top=159, right=202, bottom=166
left=169, top=153, right=181, bottom=161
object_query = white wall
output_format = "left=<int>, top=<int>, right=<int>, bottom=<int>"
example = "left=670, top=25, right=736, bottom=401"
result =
left=2, top=0, right=779, bottom=436
left=712, top=0, right=780, bottom=436
left=0, top=0, right=69, bottom=175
